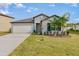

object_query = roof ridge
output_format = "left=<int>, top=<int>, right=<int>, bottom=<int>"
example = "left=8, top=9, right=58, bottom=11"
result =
left=33, top=13, right=49, bottom=18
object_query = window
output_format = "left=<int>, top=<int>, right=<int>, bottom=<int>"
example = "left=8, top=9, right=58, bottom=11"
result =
left=47, top=23, right=51, bottom=31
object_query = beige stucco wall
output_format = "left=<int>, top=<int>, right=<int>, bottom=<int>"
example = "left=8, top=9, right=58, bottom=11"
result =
left=0, top=16, right=12, bottom=32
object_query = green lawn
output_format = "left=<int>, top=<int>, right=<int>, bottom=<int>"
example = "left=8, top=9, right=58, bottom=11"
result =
left=10, top=34, right=79, bottom=56
left=69, top=30, right=79, bottom=34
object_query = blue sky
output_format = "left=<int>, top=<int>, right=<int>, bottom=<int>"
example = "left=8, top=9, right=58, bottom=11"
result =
left=0, top=3, right=79, bottom=23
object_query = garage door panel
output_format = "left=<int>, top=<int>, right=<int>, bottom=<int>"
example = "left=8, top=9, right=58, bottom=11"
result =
left=12, top=23, right=33, bottom=33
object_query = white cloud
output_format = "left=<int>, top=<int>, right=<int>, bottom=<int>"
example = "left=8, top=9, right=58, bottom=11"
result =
left=29, top=7, right=38, bottom=10
left=34, top=8, right=39, bottom=10
left=0, top=3, right=12, bottom=15
left=70, top=3, right=78, bottom=7
left=0, top=9, right=10, bottom=15
left=65, top=3, right=78, bottom=7
left=26, top=9, right=32, bottom=13
left=26, top=7, right=39, bottom=13
left=15, top=3, right=25, bottom=8
left=0, top=3, right=25, bottom=9
left=0, top=3, right=12, bottom=10
left=0, top=3, right=25, bottom=15
left=48, top=4, right=56, bottom=7
left=0, top=3, right=11, bottom=7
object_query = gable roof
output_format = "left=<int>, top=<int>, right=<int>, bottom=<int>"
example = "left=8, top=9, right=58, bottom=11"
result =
left=11, top=14, right=60, bottom=23
left=11, top=13, right=49, bottom=23
left=33, top=13, right=49, bottom=18
left=0, top=13, right=15, bottom=19
left=11, top=18, right=33, bottom=23
left=41, top=15, right=60, bottom=22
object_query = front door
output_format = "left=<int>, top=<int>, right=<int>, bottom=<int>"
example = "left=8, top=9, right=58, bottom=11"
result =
left=36, top=23, right=41, bottom=34
left=47, top=23, right=51, bottom=31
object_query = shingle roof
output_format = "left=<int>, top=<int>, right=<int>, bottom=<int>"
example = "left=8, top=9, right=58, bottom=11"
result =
left=33, top=13, right=49, bottom=18
left=0, top=13, right=15, bottom=19
left=11, top=18, right=33, bottom=23
left=11, top=13, right=49, bottom=23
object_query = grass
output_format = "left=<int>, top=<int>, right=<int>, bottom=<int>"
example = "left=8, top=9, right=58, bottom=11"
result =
left=0, top=32, right=9, bottom=36
left=10, top=33, right=79, bottom=56
left=68, top=29, right=79, bottom=34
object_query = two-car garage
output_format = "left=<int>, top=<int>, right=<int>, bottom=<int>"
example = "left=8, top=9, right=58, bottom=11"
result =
left=11, top=18, right=33, bottom=33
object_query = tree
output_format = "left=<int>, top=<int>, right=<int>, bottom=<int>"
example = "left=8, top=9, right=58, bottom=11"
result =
left=50, top=15, right=60, bottom=31
left=50, top=13, right=70, bottom=31
left=59, top=13, right=70, bottom=31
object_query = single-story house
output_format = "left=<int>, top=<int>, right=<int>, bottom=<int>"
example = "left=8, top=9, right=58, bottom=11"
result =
left=74, top=23, right=79, bottom=30
left=67, top=23, right=79, bottom=30
left=0, top=13, right=14, bottom=32
left=11, top=13, right=60, bottom=34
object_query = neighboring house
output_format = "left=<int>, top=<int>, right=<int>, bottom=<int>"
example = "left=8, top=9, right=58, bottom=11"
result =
left=11, top=14, right=60, bottom=34
left=75, top=23, right=79, bottom=30
left=67, top=23, right=79, bottom=30
left=0, top=13, right=14, bottom=32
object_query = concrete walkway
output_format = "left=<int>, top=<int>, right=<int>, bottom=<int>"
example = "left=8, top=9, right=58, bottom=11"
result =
left=0, top=33, right=30, bottom=56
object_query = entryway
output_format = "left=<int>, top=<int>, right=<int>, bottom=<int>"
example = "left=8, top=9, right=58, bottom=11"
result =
left=36, top=23, right=42, bottom=34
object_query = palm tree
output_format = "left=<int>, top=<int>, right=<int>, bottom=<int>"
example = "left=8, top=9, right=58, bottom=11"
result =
left=50, top=15, right=60, bottom=31
left=50, top=13, right=70, bottom=36
left=59, top=13, right=70, bottom=31
left=50, top=13, right=70, bottom=31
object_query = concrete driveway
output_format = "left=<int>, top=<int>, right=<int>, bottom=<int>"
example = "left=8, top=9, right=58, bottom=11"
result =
left=0, top=33, right=31, bottom=56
